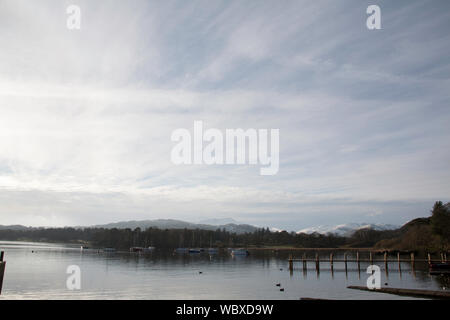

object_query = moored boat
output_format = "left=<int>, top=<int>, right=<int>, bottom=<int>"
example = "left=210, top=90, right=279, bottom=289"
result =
left=131, top=246, right=155, bottom=253
left=231, top=248, right=250, bottom=256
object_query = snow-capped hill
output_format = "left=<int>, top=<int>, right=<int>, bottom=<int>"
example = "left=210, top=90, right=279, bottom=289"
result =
left=269, top=227, right=284, bottom=232
left=297, top=223, right=398, bottom=237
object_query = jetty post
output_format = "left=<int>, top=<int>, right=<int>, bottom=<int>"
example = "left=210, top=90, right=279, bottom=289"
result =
left=344, top=252, right=348, bottom=272
left=369, top=251, right=373, bottom=265
left=410, top=252, right=415, bottom=270
left=397, top=252, right=401, bottom=273
left=441, top=253, right=445, bottom=263
left=302, top=253, right=307, bottom=271
left=288, top=254, right=293, bottom=273
left=384, top=251, right=389, bottom=275
left=330, top=253, right=334, bottom=270
left=0, top=251, right=5, bottom=295
left=315, top=253, right=320, bottom=272
left=356, top=251, right=360, bottom=272
left=428, top=253, right=431, bottom=264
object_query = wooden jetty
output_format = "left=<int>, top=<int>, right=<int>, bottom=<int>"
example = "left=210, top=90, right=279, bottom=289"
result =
left=347, top=286, right=450, bottom=300
left=0, top=251, right=5, bottom=295
left=287, top=251, right=448, bottom=273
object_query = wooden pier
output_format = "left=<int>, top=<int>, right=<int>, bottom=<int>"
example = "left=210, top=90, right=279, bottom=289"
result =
left=0, top=251, right=5, bottom=295
left=347, top=286, right=450, bottom=299
left=287, top=251, right=448, bottom=273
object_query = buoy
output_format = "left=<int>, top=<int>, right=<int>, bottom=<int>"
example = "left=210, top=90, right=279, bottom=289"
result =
left=276, top=283, right=281, bottom=287
left=280, top=288, right=284, bottom=292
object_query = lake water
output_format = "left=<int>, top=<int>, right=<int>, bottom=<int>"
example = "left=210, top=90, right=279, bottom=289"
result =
left=0, top=241, right=448, bottom=300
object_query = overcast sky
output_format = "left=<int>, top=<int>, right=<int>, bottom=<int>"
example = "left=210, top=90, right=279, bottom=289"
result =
left=0, top=0, right=449, bottom=231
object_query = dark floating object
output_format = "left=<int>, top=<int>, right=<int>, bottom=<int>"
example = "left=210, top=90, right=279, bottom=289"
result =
left=276, top=283, right=281, bottom=287
left=384, top=283, right=388, bottom=286
left=231, top=249, right=250, bottom=256
left=199, top=271, right=203, bottom=274
left=429, top=262, right=450, bottom=275
left=280, top=268, right=283, bottom=271
left=348, top=286, right=450, bottom=299
left=279, top=288, right=284, bottom=292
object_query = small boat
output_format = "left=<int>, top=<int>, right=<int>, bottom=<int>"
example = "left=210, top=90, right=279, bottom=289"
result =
left=429, top=262, right=450, bottom=274
left=143, top=246, right=155, bottom=253
left=131, top=246, right=155, bottom=253
left=231, top=249, right=250, bottom=256
left=189, top=248, right=201, bottom=254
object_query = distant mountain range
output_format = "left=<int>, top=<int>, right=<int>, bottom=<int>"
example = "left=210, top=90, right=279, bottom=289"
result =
left=0, top=220, right=399, bottom=236
left=197, top=218, right=239, bottom=225
left=88, top=219, right=259, bottom=234
left=0, top=224, right=30, bottom=231
left=297, top=223, right=399, bottom=237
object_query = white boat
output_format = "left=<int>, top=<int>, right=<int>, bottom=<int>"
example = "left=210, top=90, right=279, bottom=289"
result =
left=231, top=249, right=250, bottom=256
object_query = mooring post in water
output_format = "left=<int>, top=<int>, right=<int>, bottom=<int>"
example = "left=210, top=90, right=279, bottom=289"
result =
left=441, top=253, right=445, bottom=263
left=330, top=253, right=334, bottom=271
left=384, top=251, right=389, bottom=273
left=315, top=253, right=320, bottom=272
left=302, top=253, right=306, bottom=271
left=356, top=251, right=360, bottom=272
left=344, top=252, right=348, bottom=273
left=410, top=252, right=415, bottom=270
left=288, top=254, right=293, bottom=273
left=0, top=251, right=5, bottom=295
left=397, top=252, right=401, bottom=272
left=369, top=251, right=373, bottom=265
left=428, top=253, right=431, bottom=264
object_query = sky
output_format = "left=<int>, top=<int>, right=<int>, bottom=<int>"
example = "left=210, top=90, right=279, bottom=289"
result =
left=0, top=0, right=449, bottom=231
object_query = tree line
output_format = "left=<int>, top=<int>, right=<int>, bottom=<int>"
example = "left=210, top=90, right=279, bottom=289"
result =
left=1, top=201, right=448, bottom=250
left=0, top=226, right=358, bottom=249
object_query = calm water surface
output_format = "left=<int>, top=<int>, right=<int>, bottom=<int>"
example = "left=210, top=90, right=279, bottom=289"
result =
left=0, top=241, right=448, bottom=300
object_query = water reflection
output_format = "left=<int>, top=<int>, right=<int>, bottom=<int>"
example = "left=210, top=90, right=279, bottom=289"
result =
left=0, top=241, right=448, bottom=300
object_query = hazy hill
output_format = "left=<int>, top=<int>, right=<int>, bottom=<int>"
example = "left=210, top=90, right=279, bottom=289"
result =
left=88, top=219, right=259, bottom=234
left=0, top=225, right=30, bottom=231
left=373, top=202, right=450, bottom=251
